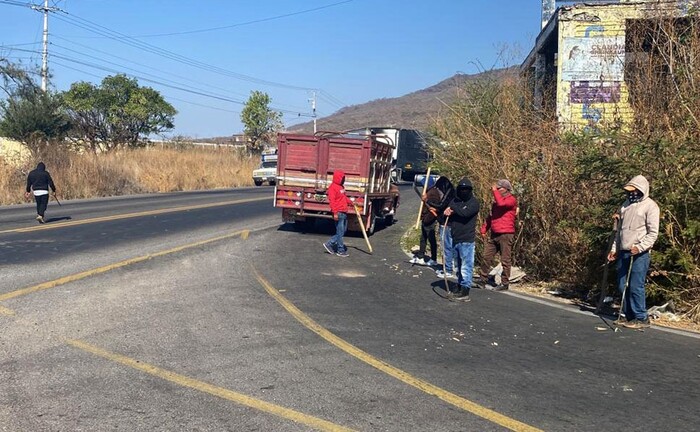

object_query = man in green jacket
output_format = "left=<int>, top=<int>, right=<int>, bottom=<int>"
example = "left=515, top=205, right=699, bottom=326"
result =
left=607, top=175, right=660, bottom=329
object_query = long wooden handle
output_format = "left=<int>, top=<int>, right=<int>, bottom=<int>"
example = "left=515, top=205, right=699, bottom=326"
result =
left=354, top=205, right=373, bottom=254
left=441, top=215, right=450, bottom=292
left=415, top=167, right=432, bottom=229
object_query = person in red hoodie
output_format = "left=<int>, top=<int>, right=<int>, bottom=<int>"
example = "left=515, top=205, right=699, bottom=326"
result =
left=323, top=170, right=355, bottom=257
left=479, top=179, right=518, bottom=291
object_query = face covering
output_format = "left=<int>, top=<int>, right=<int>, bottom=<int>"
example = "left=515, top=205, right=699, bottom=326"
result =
left=627, top=190, right=643, bottom=203
left=456, top=188, right=472, bottom=201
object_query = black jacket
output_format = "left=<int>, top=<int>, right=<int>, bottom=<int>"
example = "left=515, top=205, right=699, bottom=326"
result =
left=26, top=162, right=56, bottom=193
left=448, top=177, right=480, bottom=243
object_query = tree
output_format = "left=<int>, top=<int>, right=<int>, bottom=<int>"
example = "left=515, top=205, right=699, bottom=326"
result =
left=62, top=74, right=176, bottom=152
left=0, top=60, right=70, bottom=157
left=240, top=90, right=282, bottom=153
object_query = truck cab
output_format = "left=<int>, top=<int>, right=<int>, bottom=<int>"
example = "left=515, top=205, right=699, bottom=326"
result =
left=252, top=150, right=278, bottom=186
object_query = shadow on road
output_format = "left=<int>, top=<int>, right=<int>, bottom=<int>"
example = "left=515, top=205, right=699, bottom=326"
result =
left=45, top=216, right=73, bottom=223
left=430, top=280, right=453, bottom=299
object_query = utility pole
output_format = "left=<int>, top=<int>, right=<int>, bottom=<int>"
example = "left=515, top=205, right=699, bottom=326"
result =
left=31, top=0, right=59, bottom=92
left=309, top=91, right=317, bottom=133
left=298, top=92, right=318, bottom=132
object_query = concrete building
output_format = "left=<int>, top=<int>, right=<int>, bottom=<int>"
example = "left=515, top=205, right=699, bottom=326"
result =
left=522, top=0, right=692, bottom=131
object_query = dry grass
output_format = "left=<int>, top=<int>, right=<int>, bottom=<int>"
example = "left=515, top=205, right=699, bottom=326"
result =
left=0, top=146, right=258, bottom=205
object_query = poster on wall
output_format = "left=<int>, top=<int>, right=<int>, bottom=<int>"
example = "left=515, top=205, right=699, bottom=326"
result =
left=561, top=36, right=625, bottom=82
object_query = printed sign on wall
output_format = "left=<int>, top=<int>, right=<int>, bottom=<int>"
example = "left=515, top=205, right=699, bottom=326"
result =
left=561, top=36, right=625, bottom=82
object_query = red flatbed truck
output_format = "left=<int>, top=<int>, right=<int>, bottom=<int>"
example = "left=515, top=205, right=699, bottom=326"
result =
left=274, top=131, right=399, bottom=234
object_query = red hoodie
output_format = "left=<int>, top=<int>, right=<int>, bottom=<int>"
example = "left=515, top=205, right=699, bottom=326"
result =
left=481, top=188, right=518, bottom=235
left=328, top=170, right=353, bottom=214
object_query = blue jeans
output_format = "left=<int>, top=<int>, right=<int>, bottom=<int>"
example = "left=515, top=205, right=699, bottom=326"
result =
left=454, top=241, right=475, bottom=292
left=438, top=224, right=454, bottom=273
left=326, top=212, right=348, bottom=253
left=617, top=250, right=650, bottom=321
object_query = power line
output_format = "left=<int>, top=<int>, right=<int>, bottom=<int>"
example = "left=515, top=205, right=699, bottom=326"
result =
left=49, top=53, right=313, bottom=116
left=7, top=47, right=316, bottom=118
left=53, top=12, right=319, bottom=92
left=52, top=59, right=241, bottom=115
left=0, top=42, right=42, bottom=48
left=2, top=1, right=347, bottom=114
left=104, top=0, right=353, bottom=39
left=52, top=35, right=247, bottom=98
left=49, top=43, right=311, bottom=113
left=0, top=0, right=33, bottom=7
left=52, top=9, right=347, bottom=105
left=51, top=35, right=311, bottom=112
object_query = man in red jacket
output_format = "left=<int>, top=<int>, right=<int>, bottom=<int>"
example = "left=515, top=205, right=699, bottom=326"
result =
left=480, top=179, right=518, bottom=291
left=323, top=170, right=355, bottom=257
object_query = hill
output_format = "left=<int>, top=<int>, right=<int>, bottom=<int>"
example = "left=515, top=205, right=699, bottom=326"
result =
left=286, top=70, right=500, bottom=134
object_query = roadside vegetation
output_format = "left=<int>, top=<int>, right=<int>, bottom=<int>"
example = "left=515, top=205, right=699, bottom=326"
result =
left=0, top=144, right=257, bottom=205
left=429, top=18, right=700, bottom=322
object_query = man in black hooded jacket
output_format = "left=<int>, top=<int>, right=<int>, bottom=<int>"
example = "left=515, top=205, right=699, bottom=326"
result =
left=25, top=162, right=57, bottom=223
left=443, top=177, right=480, bottom=302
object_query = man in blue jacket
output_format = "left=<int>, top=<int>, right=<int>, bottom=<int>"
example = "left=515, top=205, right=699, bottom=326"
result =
left=443, top=177, right=480, bottom=302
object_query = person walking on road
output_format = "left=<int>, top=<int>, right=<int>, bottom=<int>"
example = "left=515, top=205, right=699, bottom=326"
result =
left=323, top=170, right=355, bottom=257
left=443, top=177, right=480, bottom=302
left=480, top=179, right=518, bottom=291
left=607, top=175, right=660, bottom=329
left=410, top=178, right=441, bottom=266
left=25, top=162, right=57, bottom=224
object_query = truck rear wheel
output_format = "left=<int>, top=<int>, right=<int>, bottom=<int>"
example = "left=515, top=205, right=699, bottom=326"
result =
left=367, top=204, right=376, bottom=235
left=384, top=214, right=394, bottom=226
left=254, top=180, right=263, bottom=186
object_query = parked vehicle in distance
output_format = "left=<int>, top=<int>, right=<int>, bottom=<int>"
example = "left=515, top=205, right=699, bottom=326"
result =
left=346, top=127, right=430, bottom=182
left=252, top=150, right=277, bottom=186
left=274, top=132, right=399, bottom=234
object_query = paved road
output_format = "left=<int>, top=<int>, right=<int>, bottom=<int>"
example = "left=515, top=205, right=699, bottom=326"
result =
left=1, top=186, right=698, bottom=431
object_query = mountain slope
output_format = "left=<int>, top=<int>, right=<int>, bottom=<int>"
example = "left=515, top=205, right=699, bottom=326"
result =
left=286, top=71, right=495, bottom=134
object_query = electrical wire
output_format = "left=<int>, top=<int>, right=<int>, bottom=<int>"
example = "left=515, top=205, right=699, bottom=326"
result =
left=49, top=53, right=313, bottom=115
left=0, top=0, right=33, bottom=7
left=52, top=59, right=241, bottom=115
left=6, top=47, right=314, bottom=118
left=51, top=35, right=310, bottom=112
left=120, top=0, right=353, bottom=39
left=2, top=1, right=347, bottom=114
left=0, top=42, right=42, bottom=48
left=52, top=12, right=318, bottom=92
left=51, top=9, right=347, bottom=105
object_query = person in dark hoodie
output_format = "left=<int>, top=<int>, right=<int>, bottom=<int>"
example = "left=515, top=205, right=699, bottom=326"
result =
left=443, top=177, right=480, bottom=302
left=410, top=176, right=441, bottom=266
left=323, top=170, right=355, bottom=257
left=25, top=162, right=57, bottom=224
left=428, top=176, right=456, bottom=279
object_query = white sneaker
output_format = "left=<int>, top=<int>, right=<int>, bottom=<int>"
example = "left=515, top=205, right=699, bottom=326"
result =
left=425, top=259, right=438, bottom=267
left=436, top=269, right=454, bottom=279
left=409, top=256, right=425, bottom=265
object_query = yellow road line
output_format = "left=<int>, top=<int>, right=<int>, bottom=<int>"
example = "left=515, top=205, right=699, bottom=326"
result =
left=66, top=339, right=355, bottom=432
left=253, top=269, right=542, bottom=432
left=0, top=230, right=249, bottom=303
left=0, top=196, right=269, bottom=234
left=0, top=304, right=15, bottom=316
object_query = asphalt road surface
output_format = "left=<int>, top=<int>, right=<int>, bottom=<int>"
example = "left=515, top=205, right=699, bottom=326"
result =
left=1, top=186, right=698, bottom=431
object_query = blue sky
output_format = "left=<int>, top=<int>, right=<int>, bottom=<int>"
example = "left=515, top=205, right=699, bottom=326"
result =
left=0, top=0, right=543, bottom=138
